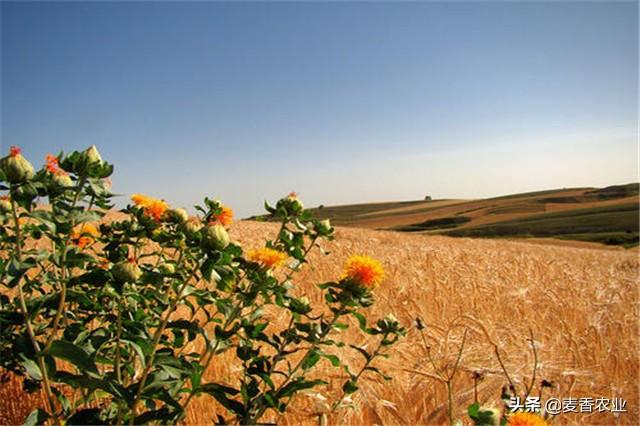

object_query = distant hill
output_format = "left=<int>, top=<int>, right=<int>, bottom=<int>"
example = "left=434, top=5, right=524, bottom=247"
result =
left=256, top=183, right=639, bottom=248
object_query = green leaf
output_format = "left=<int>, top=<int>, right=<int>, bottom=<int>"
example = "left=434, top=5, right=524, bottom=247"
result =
left=19, top=358, right=42, bottom=381
left=264, top=392, right=277, bottom=408
left=277, top=379, right=327, bottom=399
left=349, top=344, right=371, bottom=361
left=351, top=311, right=367, bottom=328
left=321, top=352, right=341, bottom=367
left=132, top=408, right=173, bottom=425
left=29, top=211, right=56, bottom=233
left=71, top=210, right=102, bottom=224
left=302, top=349, right=321, bottom=370
left=342, top=379, right=359, bottom=394
left=467, top=402, right=500, bottom=426
left=121, top=340, right=146, bottom=369
left=333, top=322, right=349, bottom=330
left=200, top=382, right=239, bottom=396
left=364, top=366, right=390, bottom=380
left=200, top=259, right=221, bottom=283
left=48, top=340, right=98, bottom=374
left=51, top=387, right=71, bottom=414
left=199, top=383, right=244, bottom=415
left=23, top=408, right=49, bottom=426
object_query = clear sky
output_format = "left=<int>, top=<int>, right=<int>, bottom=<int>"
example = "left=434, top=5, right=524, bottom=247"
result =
left=2, top=1, right=638, bottom=217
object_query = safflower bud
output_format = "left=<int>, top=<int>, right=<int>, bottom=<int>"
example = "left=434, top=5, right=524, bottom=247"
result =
left=0, top=146, right=34, bottom=184
left=158, top=263, right=175, bottom=274
left=112, top=259, right=142, bottom=283
left=53, top=172, right=74, bottom=188
left=83, top=145, right=103, bottom=166
left=276, top=192, right=304, bottom=215
left=182, top=216, right=203, bottom=235
left=0, top=196, right=11, bottom=213
left=166, top=208, right=189, bottom=224
left=286, top=192, right=304, bottom=213
left=385, top=313, right=398, bottom=323
left=202, top=223, right=230, bottom=250
left=316, top=219, right=332, bottom=234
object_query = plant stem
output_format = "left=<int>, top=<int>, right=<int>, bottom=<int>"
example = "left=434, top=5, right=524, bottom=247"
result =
left=284, top=235, right=318, bottom=281
left=128, top=262, right=201, bottom=424
left=524, top=327, right=538, bottom=399
left=180, top=296, right=245, bottom=416
left=446, top=380, right=454, bottom=426
left=114, top=305, right=123, bottom=383
left=252, top=308, right=342, bottom=422
left=331, top=334, right=386, bottom=412
left=10, top=197, right=61, bottom=426
left=44, top=177, right=86, bottom=353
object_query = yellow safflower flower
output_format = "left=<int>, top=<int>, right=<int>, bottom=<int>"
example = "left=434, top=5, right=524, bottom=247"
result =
left=507, top=412, right=550, bottom=426
left=248, top=247, right=288, bottom=269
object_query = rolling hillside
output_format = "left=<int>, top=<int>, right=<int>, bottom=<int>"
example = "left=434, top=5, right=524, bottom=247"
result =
left=301, top=183, right=639, bottom=247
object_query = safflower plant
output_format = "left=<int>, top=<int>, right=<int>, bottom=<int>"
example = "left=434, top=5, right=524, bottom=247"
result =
left=0, top=146, right=405, bottom=425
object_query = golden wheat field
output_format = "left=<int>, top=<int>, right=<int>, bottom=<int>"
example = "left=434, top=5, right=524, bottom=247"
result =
left=1, top=221, right=638, bottom=425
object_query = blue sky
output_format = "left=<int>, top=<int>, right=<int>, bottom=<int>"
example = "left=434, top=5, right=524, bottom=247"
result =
left=2, top=1, right=638, bottom=217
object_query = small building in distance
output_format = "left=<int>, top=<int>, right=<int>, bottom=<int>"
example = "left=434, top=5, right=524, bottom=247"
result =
left=424, top=195, right=432, bottom=201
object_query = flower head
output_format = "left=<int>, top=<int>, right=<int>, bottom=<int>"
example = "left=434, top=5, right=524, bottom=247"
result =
left=71, top=223, right=100, bottom=248
left=209, top=204, right=234, bottom=227
left=0, top=196, right=11, bottom=213
left=276, top=192, right=304, bottom=215
left=1, top=145, right=34, bottom=183
left=112, top=257, right=142, bottom=283
left=131, top=194, right=169, bottom=221
left=202, top=223, right=230, bottom=250
left=45, top=154, right=61, bottom=174
left=315, top=219, right=332, bottom=235
left=46, top=154, right=73, bottom=187
left=385, top=313, right=399, bottom=323
left=83, top=145, right=103, bottom=166
left=184, top=216, right=203, bottom=234
left=248, top=247, right=288, bottom=270
left=342, top=255, right=384, bottom=289
left=507, top=412, right=549, bottom=426
left=287, top=192, right=303, bottom=209
left=131, top=194, right=151, bottom=206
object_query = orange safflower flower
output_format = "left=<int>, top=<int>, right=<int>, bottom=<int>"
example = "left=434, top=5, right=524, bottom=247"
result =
left=71, top=223, right=100, bottom=249
left=45, top=154, right=70, bottom=177
left=131, top=194, right=169, bottom=221
left=209, top=205, right=233, bottom=227
left=507, top=412, right=549, bottom=426
left=45, top=154, right=58, bottom=173
left=248, top=247, right=288, bottom=269
left=9, top=146, right=21, bottom=157
left=342, top=255, right=384, bottom=289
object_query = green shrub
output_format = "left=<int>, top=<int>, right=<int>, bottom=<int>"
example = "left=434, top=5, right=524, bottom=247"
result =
left=0, top=146, right=404, bottom=425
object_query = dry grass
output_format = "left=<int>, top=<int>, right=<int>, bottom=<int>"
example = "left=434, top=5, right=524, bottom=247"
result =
left=1, top=221, right=638, bottom=425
